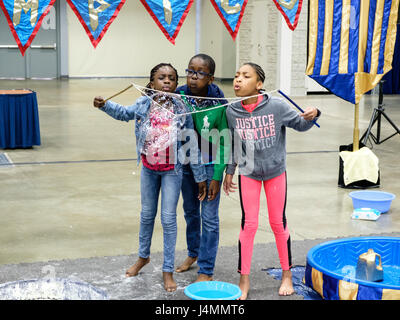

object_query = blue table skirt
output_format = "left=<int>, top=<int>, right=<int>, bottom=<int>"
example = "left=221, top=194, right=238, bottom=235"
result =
left=0, top=91, right=41, bottom=148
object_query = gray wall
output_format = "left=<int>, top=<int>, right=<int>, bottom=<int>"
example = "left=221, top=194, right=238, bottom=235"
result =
left=237, top=0, right=309, bottom=95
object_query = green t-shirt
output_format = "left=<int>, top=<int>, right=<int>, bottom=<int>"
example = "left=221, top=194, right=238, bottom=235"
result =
left=180, top=91, right=229, bottom=181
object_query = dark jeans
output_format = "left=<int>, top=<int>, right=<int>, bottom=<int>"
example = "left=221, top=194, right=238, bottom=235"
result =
left=181, top=164, right=221, bottom=276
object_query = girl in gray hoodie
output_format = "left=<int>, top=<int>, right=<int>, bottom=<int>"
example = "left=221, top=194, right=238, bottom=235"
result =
left=223, top=63, right=320, bottom=299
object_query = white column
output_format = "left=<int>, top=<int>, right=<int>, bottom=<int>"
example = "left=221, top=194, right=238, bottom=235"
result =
left=195, top=0, right=202, bottom=54
left=235, top=32, right=240, bottom=70
left=278, top=16, right=292, bottom=94
left=59, top=0, right=69, bottom=77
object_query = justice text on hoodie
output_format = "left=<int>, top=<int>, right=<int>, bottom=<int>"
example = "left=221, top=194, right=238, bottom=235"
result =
left=225, top=94, right=320, bottom=181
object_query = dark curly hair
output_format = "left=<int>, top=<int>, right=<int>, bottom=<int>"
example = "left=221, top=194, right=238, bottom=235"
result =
left=189, top=53, right=216, bottom=75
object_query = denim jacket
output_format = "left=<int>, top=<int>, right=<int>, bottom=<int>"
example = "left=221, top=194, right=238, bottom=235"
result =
left=100, top=95, right=207, bottom=183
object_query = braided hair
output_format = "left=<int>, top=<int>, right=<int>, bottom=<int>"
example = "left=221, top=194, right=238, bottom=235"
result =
left=144, top=63, right=179, bottom=96
left=243, top=62, right=266, bottom=93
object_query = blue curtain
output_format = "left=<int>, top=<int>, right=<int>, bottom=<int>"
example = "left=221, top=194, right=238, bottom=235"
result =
left=383, top=23, right=400, bottom=94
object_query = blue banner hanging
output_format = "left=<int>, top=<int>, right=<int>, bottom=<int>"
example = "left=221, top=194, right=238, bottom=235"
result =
left=272, top=0, right=303, bottom=31
left=0, top=0, right=56, bottom=56
left=140, top=0, right=194, bottom=45
left=209, top=0, right=248, bottom=40
left=66, top=0, right=126, bottom=48
left=306, top=0, right=400, bottom=104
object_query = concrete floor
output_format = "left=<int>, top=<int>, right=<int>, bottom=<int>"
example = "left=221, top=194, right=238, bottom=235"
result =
left=0, top=78, right=399, bottom=268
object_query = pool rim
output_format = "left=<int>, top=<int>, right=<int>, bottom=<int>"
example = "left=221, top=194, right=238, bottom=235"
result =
left=306, top=236, right=400, bottom=290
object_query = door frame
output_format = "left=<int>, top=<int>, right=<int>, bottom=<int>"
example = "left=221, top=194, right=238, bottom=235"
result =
left=58, top=0, right=69, bottom=78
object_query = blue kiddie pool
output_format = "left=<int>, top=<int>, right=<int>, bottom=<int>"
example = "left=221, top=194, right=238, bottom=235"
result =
left=349, top=191, right=395, bottom=213
left=184, top=281, right=241, bottom=300
left=305, top=237, right=400, bottom=300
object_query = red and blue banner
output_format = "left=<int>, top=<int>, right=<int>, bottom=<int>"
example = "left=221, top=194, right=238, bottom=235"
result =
left=209, top=0, right=248, bottom=40
left=272, top=0, right=303, bottom=31
left=66, top=0, right=126, bottom=48
left=0, top=0, right=305, bottom=54
left=140, top=0, right=194, bottom=45
left=0, top=0, right=56, bottom=55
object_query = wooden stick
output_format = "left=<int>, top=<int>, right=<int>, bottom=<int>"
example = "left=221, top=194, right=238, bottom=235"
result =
left=353, top=103, right=360, bottom=151
left=105, top=84, right=134, bottom=102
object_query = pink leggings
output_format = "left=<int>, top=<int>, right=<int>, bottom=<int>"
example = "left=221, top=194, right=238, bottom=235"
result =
left=238, top=172, right=292, bottom=274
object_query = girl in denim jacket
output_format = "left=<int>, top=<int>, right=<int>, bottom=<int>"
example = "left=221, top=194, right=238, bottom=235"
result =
left=93, top=63, right=207, bottom=292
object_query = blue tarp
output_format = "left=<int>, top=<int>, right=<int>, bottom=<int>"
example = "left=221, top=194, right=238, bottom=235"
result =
left=264, top=266, right=322, bottom=300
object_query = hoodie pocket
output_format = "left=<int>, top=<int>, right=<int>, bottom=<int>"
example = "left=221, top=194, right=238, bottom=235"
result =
left=257, top=154, right=285, bottom=178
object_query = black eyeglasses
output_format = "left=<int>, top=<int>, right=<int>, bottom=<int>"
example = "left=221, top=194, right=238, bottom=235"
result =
left=185, top=69, right=212, bottom=79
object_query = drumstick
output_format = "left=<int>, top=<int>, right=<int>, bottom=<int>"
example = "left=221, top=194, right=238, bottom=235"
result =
left=278, top=90, right=320, bottom=128
left=105, top=84, right=134, bottom=102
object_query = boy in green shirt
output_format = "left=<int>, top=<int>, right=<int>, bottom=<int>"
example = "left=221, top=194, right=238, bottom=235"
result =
left=175, top=54, right=228, bottom=281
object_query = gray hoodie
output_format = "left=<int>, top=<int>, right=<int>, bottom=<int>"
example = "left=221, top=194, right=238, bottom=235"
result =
left=225, top=94, right=319, bottom=181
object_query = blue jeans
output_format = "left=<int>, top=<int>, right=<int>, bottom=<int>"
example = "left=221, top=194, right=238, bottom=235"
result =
left=139, top=166, right=182, bottom=273
left=181, top=164, right=221, bottom=276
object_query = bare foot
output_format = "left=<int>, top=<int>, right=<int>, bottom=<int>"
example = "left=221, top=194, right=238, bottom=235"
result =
left=163, top=272, right=177, bottom=292
left=175, top=256, right=197, bottom=273
left=238, top=275, right=250, bottom=300
left=195, top=273, right=213, bottom=282
left=279, top=270, right=295, bottom=296
left=125, top=257, right=150, bottom=277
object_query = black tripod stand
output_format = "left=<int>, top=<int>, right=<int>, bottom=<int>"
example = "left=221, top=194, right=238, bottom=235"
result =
left=361, top=81, right=400, bottom=145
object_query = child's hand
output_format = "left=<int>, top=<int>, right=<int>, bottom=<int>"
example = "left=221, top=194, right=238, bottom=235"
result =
left=197, top=181, right=207, bottom=201
left=300, top=107, right=318, bottom=121
left=223, top=174, right=237, bottom=196
left=207, top=180, right=221, bottom=201
left=93, top=96, right=105, bottom=108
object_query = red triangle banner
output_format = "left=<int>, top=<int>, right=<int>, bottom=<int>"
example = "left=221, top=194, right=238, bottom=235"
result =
left=140, top=0, right=194, bottom=45
left=66, top=0, right=126, bottom=48
left=209, top=0, right=248, bottom=40
left=0, top=0, right=56, bottom=56
left=272, top=0, right=303, bottom=31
